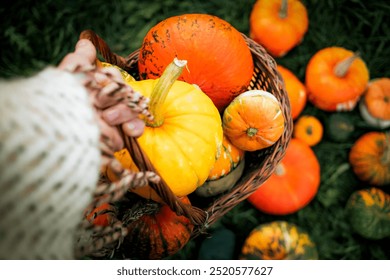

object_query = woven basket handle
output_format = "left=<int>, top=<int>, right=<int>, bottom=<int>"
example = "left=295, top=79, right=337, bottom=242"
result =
left=79, top=30, right=130, bottom=71
left=79, top=29, right=208, bottom=228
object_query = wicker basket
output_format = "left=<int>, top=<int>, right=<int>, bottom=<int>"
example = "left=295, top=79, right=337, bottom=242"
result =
left=80, top=29, right=293, bottom=240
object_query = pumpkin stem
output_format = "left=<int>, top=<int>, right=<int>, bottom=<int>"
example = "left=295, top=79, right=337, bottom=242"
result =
left=246, top=127, right=258, bottom=137
left=147, top=58, right=187, bottom=127
left=334, top=52, right=360, bottom=78
left=279, top=0, right=288, bottom=19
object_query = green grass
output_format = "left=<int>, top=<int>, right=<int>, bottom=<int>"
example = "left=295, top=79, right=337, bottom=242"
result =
left=1, top=0, right=389, bottom=260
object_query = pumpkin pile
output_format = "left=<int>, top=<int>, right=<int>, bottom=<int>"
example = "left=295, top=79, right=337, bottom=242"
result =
left=83, top=12, right=288, bottom=260
left=243, top=0, right=389, bottom=260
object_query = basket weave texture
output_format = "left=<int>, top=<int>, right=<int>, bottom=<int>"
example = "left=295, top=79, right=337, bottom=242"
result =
left=79, top=29, right=293, bottom=252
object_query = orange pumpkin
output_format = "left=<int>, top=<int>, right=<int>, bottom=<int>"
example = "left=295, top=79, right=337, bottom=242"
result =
left=138, top=13, right=254, bottom=112
left=305, top=47, right=369, bottom=111
left=359, top=78, right=390, bottom=129
left=349, top=132, right=390, bottom=186
left=293, top=115, right=323, bottom=146
left=249, top=0, right=309, bottom=57
left=248, top=138, right=320, bottom=215
left=277, top=65, right=307, bottom=119
left=222, top=90, right=285, bottom=151
left=122, top=196, right=194, bottom=259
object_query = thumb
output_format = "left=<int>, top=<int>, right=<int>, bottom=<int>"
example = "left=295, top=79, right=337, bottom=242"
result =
left=74, top=39, right=97, bottom=64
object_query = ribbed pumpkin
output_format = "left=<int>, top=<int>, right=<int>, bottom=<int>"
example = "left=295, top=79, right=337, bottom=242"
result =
left=277, top=65, right=307, bottom=119
left=250, top=0, right=309, bottom=57
left=359, top=78, right=390, bottom=129
left=138, top=13, right=254, bottom=112
left=128, top=59, right=223, bottom=198
left=240, top=221, right=318, bottom=260
left=122, top=196, right=194, bottom=259
left=349, top=132, right=390, bottom=186
left=247, top=138, right=320, bottom=215
left=222, top=90, right=285, bottom=151
left=293, top=115, right=323, bottom=146
left=346, top=187, right=390, bottom=240
left=305, top=47, right=369, bottom=111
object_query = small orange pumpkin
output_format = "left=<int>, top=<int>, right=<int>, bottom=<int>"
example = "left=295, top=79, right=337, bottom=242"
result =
left=247, top=138, right=320, bottom=215
left=277, top=65, right=307, bottom=119
left=359, top=78, right=390, bottom=129
left=305, top=47, right=369, bottom=111
left=349, top=132, right=390, bottom=186
left=222, top=90, right=285, bottom=151
left=293, top=115, right=323, bottom=146
left=138, top=13, right=254, bottom=111
left=249, top=0, right=309, bottom=57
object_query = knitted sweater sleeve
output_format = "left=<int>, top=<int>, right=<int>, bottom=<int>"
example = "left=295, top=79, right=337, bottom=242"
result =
left=0, top=67, right=101, bottom=259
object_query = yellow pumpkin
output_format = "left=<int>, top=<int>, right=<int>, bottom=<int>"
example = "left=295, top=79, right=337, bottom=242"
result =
left=98, top=61, right=136, bottom=83
left=105, top=148, right=164, bottom=203
left=127, top=59, right=223, bottom=197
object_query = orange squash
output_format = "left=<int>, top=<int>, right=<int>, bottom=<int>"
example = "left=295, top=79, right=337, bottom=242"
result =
left=305, top=47, right=369, bottom=111
left=249, top=0, right=309, bottom=57
left=222, top=90, right=285, bottom=151
left=349, top=132, right=390, bottom=186
left=293, top=115, right=323, bottom=146
left=138, top=13, right=254, bottom=112
left=248, top=138, right=320, bottom=215
left=122, top=196, right=194, bottom=259
left=359, top=78, right=390, bottom=129
left=277, top=65, right=307, bottom=120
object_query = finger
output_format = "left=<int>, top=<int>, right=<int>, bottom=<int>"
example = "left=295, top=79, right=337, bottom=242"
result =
left=58, top=53, right=92, bottom=71
left=94, top=81, right=127, bottom=109
left=74, top=39, right=97, bottom=64
left=122, top=118, right=145, bottom=138
left=102, top=103, right=140, bottom=125
left=100, top=66, right=124, bottom=83
left=98, top=117, right=124, bottom=152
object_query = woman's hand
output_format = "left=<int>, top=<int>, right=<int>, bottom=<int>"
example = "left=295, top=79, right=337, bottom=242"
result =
left=58, top=39, right=145, bottom=158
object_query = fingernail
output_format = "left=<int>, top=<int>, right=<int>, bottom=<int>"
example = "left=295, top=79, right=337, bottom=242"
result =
left=76, top=39, right=89, bottom=48
left=105, top=110, right=119, bottom=122
left=126, top=122, right=136, bottom=131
